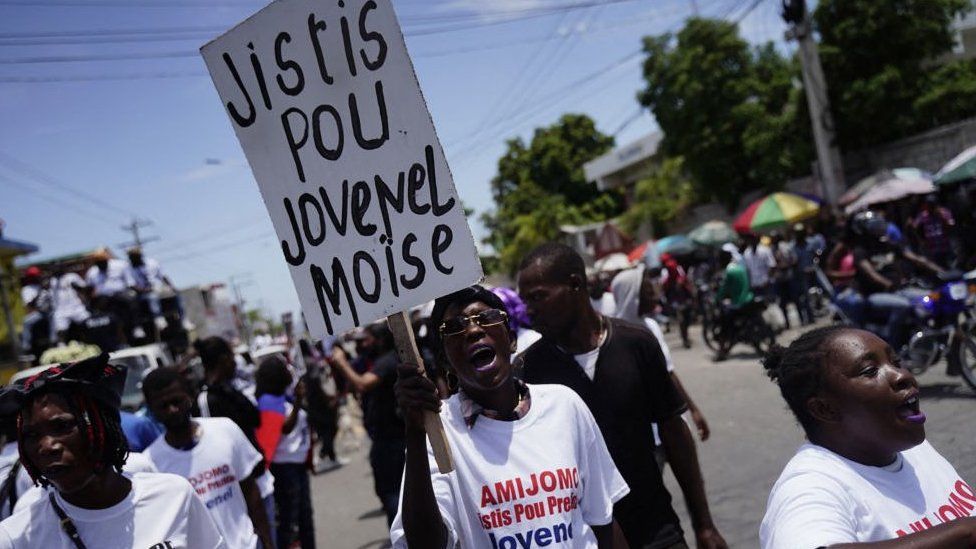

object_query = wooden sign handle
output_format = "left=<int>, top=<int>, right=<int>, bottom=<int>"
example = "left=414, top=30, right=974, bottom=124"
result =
left=386, top=310, right=455, bottom=474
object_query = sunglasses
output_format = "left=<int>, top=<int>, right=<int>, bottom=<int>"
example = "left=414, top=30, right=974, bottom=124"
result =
left=439, top=308, right=508, bottom=337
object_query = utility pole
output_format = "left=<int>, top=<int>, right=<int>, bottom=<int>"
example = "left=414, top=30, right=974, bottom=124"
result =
left=229, top=273, right=254, bottom=346
left=118, top=217, right=160, bottom=250
left=782, top=0, right=845, bottom=208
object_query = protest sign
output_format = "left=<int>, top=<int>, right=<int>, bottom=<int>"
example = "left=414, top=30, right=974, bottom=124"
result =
left=201, top=0, right=482, bottom=339
left=202, top=0, right=482, bottom=472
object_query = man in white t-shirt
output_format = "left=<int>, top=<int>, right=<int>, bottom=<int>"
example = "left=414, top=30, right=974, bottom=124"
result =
left=49, top=269, right=90, bottom=337
left=85, top=249, right=134, bottom=297
left=742, top=234, right=775, bottom=292
left=142, top=366, right=274, bottom=549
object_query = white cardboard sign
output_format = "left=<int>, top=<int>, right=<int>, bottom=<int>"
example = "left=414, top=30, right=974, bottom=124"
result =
left=201, top=0, right=482, bottom=336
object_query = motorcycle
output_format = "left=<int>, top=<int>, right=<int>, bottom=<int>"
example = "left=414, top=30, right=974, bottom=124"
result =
left=897, top=271, right=976, bottom=391
left=818, top=267, right=976, bottom=392
left=701, top=294, right=777, bottom=357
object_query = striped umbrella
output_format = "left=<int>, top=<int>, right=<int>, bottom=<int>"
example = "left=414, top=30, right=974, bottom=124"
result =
left=732, top=192, right=820, bottom=234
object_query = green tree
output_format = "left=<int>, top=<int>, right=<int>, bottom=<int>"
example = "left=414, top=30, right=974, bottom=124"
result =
left=815, top=0, right=972, bottom=149
left=619, top=156, right=696, bottom=237
left=638, top=18, right=811, bottom=209
left=483, top=114, right=620, bottom=274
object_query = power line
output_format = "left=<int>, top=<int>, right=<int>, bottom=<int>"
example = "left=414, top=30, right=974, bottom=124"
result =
left=0, top=70, right=206, bottom=83
left=0, top=173, right=122, bottom=227
left=0, top=151, right=136, bottom=218
left=0, top=50, right=199, bottom=64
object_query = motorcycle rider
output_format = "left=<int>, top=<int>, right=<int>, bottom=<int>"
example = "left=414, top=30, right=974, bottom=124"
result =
left=847, top=210, right=943, bottom=351
left=715, top=243, right=754, bottom=361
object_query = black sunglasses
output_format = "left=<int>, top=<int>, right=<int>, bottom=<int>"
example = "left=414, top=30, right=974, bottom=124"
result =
left=439, top=308, right=508, bottom=337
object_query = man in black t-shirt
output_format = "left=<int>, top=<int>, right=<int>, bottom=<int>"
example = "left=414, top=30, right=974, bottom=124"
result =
left=517, top=242, right=727, bottom=549
left=331, top=323, right=405, bottom=527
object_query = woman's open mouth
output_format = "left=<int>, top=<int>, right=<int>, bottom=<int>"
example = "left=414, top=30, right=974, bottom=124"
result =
left=468, top=343, right=498, bottom=373
left=895, top=393, right=925, bottom=424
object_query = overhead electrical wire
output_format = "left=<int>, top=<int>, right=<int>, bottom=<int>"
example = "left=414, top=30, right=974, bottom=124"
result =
left=0, top=150, right=137, bottom=218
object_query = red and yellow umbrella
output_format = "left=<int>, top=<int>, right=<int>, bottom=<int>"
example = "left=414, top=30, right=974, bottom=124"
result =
left=733, top=192, right=820, bottom=234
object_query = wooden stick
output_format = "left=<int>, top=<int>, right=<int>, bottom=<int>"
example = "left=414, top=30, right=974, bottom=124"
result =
left=386, top=310, right=455, bottom=473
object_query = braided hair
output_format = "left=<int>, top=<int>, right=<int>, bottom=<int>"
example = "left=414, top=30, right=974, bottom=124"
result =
left=762, top=324, right=850, bottom=437
left=16, top=389, right=129, bottom=487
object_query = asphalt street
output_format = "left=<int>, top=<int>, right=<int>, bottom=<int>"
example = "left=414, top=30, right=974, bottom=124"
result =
left=310, top=321, right=976, bottom=548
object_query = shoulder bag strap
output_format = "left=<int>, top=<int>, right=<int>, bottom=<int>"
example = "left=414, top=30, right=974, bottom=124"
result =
left=48, top=491, right=87, bottom=549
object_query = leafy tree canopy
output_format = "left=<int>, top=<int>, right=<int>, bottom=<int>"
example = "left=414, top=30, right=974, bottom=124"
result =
left=815, top=0, right=974, bottom=149
left=619, top=156, right=696, bottom=237
left=483, top=114, right=619, bottom=274
left=638, top=18, right=812, bottom=210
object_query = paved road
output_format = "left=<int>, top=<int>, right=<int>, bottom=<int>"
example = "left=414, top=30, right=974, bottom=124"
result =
left=310, top=321, right=976, bottom=548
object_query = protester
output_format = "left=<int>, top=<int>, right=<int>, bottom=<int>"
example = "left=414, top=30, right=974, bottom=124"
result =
left=490, top=286, right=542, bottom=359
left=0, top=416, right=31, bottom=520
left=0, top=355, right=225, bottom=548
left=517, top=242, right=727, bottom=549
left=85, top=248, right=136, bottom=339
left=908, top=195, right=956, bottom=268
left=193, top=336, right=277, bottom=543
left=609, top=264, right=710, bottom=443
left=330, top=323, right=404, bottom=526
left=659, top=253, right=695, bottom=348
left=79, top=295, right=125, bottom=353
left=791, top=224, right=819, bottom=326
left=760, top=326, right=976, bottom=547
left=299, top=339, right=344, bottom=472
left=49, top=266, right=90, bottom=342
left=770, top=231, right=799, bottom=330
left=391, top=284, right=629, bottom=548
left=255, top=356, right=316, bottom=549
left=742, top=233, right=775, bottom=297
left=126, top=247, right=177, bottom=311
left=142, top=367, right=274, bottom=549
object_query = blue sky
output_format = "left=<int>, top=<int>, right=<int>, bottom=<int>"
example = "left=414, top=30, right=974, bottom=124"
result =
left=1, top=0, right=789, bottom=320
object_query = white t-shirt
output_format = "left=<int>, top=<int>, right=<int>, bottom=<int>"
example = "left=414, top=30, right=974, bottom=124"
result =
left=761, top=440, right=974, bottom=548
left=13, top=451, right=160, bottom=514
left=573, top=318, right=673, bottom=383
left=390, top=383, right=630, bottom=549
left=126, top=258, right=165, bottom=292
left=0, top=472, right=225, bottom=549
left=85, top=259, right=134, bottom=296
left=145, top=417, right=263, bottom=549
left=273, top=404, right=311, bottom=464
left=743, top=244, right=776, bottom=288
left=50, top=273, right=90, bottom=331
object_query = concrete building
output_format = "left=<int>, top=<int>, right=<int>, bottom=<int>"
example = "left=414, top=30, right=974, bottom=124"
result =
left=583, top=132, right=663, bottom=204
left=950, top=3, right=976, bottom=60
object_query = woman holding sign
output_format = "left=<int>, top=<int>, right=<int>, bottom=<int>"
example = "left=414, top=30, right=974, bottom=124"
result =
left=390, top=285, right=629, bottom=548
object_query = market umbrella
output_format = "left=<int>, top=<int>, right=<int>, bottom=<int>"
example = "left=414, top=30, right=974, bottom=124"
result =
left=732, top=192, right=820, bottom=234
left=655, top=234, right=696, bottom=256
left=935, top=145, right=976, bottom=186
left=839, top=168, right=930, bottom=206
left=688, top=220, right=737, bottom=246
left=844, top=176, right=935, bottom=214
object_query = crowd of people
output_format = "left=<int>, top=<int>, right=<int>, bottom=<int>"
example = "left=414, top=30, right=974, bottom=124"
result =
left=2, top=190, right=974, bottom=548
left=19, top=247, right=184, bottom=363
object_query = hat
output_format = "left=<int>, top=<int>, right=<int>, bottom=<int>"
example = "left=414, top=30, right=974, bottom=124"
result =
left=24, top=266, right=41, bottom=279
left=92, top=248, right=111, bottom=261
left=0, top=353, right=127, bottom=415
